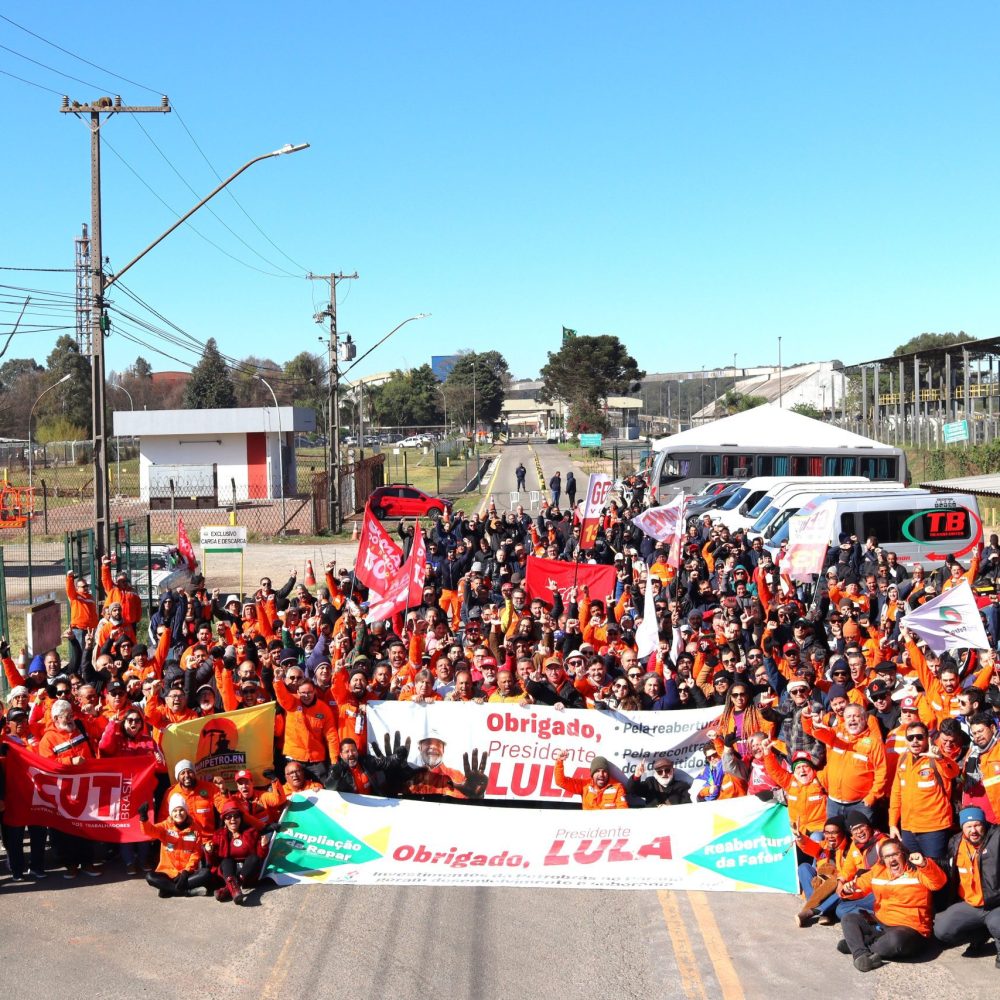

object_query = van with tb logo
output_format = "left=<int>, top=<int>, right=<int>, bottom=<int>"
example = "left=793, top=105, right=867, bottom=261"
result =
left=783, top=491, right=982, bottom=566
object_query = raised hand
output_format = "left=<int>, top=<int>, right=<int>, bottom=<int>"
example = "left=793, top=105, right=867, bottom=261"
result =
left=452, top=748, right=490, bottom=798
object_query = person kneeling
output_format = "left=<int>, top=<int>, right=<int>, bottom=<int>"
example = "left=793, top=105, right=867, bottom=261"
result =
left=138, top=796, right=212, bottom=898
left=837, top=837, right=947, bottom=972
left=206, top=799, right=272, bottom=905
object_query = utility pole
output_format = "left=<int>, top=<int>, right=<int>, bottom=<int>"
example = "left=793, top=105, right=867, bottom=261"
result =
left=310, top=272, right=357, bottom=534
left=61, top=95, right=171, bottom=562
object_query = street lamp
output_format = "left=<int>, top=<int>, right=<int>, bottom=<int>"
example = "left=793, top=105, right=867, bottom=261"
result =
left=84, top=141, right=309, bottom=559
left=28, top=373, right=72, bottom=492
left=256, top=375, right=286, bottom=535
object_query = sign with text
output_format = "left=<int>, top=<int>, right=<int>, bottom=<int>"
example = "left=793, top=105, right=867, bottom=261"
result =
left=368, top=701, right=718, bottom=803
left=200, top=525, right=248, bottom=553
left=943, top=419, right=969, bottom=444
left=579, top=433, right=603, bottom=448
left=264, top=791, right=796, bottom=893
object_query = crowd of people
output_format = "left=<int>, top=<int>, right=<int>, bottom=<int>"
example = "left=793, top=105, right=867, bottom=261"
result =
left=0, top=487, right=999, bottom=971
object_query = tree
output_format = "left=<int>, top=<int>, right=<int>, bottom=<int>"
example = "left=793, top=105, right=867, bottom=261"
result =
left=368, top=366, right=443, bottom=429
left=45, top=335, right=92, bottom=433
left=790, top=402, right=823, bottom=419
left=539, top=335, right=644, bottom=427
left=184, top=338, right=237, bottom=409
left=231, top=357, right=280, bottom=407
left=130, top=356, right=153, bottom=380
left=567, top=399, right=609, bottom=435
left=444, top=351, right=510, bottom=428
left=893, top=331, right=976, bottom=386
left=720, top=391, right=767, bottom=415
left=283, top=351, right=326, bottom=414
left=0, top=357, right=43, bottom=392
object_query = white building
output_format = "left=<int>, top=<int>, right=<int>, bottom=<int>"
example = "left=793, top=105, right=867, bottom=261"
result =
left=112, top=407, right=316, bottom=505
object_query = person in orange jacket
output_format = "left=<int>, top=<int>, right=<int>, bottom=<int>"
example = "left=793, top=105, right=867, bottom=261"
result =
left=762, top=743, right=827, bottom=837
left=802, top=703, right=888, bottom=818
left=138, top=795, right=213, bottom=897
left=65, top=570, right=99, bottom=643
left=888, top=721, right=959, bottom=863
left=553, top=750, right=628, bottom=809
left=158, top=759, right=218, bottom=835
left=280, top=760, right=324, bottom=797
left=100, top=556, right=144, bottom=626
left=213, top=768, right=286, bottom=824
left=837, top=838, right=947, bottom=971
left=273, top=677, right=340, bottom=783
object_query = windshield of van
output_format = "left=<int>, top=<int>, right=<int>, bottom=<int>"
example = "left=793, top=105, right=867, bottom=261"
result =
left=750, top=507, right=780, bottom=533
left=746, top=494, right=775, bottom=518
left=719, top=488, right=750, bottom=511
left=765, top=507, right=799, bottom=540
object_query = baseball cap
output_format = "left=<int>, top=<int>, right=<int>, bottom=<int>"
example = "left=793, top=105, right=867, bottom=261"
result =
left=234, top=769, right=253, bottom=783
left=899, top=695, right=919, bottom=711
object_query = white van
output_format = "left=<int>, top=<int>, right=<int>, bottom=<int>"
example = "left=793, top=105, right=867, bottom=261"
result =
left=714, top=476, right=871, bottom=533
left=782, top=491, right=982, bottom=565
left=763, top=487, right=927, bottom=553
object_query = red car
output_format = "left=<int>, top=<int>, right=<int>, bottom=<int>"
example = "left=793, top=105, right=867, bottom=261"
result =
left=369, top=484, right=450, bottom=520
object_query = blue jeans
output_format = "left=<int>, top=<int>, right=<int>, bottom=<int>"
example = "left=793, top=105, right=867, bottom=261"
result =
left=826, top=798, right=865, bottom=822
left=836, top=892, right=876, bottom=921
left=121, top=840, right=154, bottom=868
left=900, top=828, right=951, bottom=864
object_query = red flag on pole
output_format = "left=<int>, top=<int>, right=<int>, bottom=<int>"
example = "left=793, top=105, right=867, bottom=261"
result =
left=365, top=527, right=427, bottom=622
left=177, top=516, right=197, bottom=571
left=3, top=743, right=159, bottom=843
left=524, top=555, right=616, bottom=606
left=354, top=504, right=404, bottom=599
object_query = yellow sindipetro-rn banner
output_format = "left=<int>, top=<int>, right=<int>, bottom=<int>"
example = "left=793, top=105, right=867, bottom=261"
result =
left=162, top=702, right=275, bottom=790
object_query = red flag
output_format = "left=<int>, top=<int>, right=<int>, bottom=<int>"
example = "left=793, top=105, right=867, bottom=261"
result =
left=524, top=555, right=616, bottom=607
left=354, top=504, right=404, bottom=599
left=3, top=743, right=159, bottom=843
left=177, top=516, right=197, bottom=572
left=365, top=528, right=428, bottom=622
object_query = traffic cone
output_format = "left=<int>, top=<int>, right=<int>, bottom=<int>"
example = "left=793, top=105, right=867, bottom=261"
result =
left=351, top=519, right=359, bottom=541
left=305, top=559, right=316, bottom=586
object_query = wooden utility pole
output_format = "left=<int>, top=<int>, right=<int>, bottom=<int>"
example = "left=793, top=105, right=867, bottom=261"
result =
left=61, top=95, right=171, bottom=561
left=309, top=272, right=357, bottom=533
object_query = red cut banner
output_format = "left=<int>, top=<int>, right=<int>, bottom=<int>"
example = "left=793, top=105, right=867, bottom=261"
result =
left=354, top=504, right=404, bottom=599
left=3, top=743, right=158, bottom=843
left=524, top=555, right=617, bottom=606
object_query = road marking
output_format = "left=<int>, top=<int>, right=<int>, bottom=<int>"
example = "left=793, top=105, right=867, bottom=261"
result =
left=259, top=891, right=312, bottom=1000
left=689, top=891, right=745, bottom=1000
left=657, top=890, right=709, bottom=1000
left=477, top=452, right=504, bottom=516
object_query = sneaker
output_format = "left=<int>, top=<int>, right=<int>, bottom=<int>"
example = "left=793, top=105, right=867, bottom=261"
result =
left=8, top=873, right=26, bottom=883
left=214, top=886, right=231, bottom=902
left=141, top=864, right=155, bottom=873
left=63, top=866, right=80, bottom=880
left=124, top=863, right=139, bottom=876
left=81, top=864, right=102, bottom=877
left=28, top=869, right=47, bottom=880
left=961, top=939, right=993, bottom=958
left=232, top=890, right=247, bottom=906
left=818, top=914, right=838, bottom=926
left=854, top=952, right=885, bottom=973
left=796, top=909, right=814, bottom=928
left=836, top=939, right=851, bottom=955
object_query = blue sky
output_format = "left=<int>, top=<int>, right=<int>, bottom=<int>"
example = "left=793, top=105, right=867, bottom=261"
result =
left=2, top=3, right=998, bottom=384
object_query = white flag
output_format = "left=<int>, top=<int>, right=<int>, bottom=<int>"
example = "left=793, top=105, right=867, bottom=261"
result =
left=635, top=568, right=659, bottom=660
left=899, top=580, right=991, bottom=655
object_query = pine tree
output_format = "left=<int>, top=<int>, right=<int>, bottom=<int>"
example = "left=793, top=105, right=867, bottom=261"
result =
left=183, top=338, right=237, bottom=409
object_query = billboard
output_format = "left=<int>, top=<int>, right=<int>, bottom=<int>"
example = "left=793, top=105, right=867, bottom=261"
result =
left=431, top=355, right=460, bottom=382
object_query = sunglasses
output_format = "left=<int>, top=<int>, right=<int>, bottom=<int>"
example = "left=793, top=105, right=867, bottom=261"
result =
left=628, top=672, right=642, bottom=679
left=906, top=733, right=928, bottom=741
left=731, top=692, right=748, bottom=699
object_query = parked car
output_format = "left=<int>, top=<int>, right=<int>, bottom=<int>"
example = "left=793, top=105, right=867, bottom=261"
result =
left=125, top=544, right=200, bottom=604
left=398, top=435, right=426, bottom=448
left=369, top=484, right=450, bottom=520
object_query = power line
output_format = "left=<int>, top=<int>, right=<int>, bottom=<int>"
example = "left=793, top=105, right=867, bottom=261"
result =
left=0, top=13, right=162, bottom=95
left=100, top=134, right=297, bottom=279
left=0, top=66, right=64, bottom=96
left=173, top=108, right=312, bottom=275
left=128, top=112, right=303, bottom=278
left=0, top=40, right=108, bottom=91
left=0, top=265, right=75, bottom=273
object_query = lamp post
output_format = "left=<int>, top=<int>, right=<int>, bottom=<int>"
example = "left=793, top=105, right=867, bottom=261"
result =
left=256, top=375, right=286, bottom=535
left=28, top=373, right=72, bottom=493
left=110, top=382, right=134, bottom=497
left=81, top=141, right=309, bottom=560
left=778, top=337, right=783, bottom=407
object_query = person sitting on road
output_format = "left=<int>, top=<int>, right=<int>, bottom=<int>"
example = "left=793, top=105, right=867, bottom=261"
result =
left=138, top=796, right=212, bottom=898
left=837, top=837, right=947, bottom=972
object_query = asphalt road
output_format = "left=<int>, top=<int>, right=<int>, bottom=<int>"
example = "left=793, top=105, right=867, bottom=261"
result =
left=481, top=440, right=590, bottom=515
left=1, top=854, right=995, bottom=1000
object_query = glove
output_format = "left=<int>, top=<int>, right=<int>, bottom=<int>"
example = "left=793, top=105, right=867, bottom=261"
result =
left=262, top=768, right=279, bottom=782
left=137, top=802, right=150, bottom=822
left=723, top=732, right=738, bottom=749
